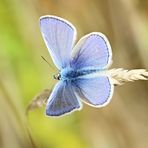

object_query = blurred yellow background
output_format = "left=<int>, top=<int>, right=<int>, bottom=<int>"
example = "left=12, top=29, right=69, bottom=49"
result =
left=0, top=0, right=148, bottom=148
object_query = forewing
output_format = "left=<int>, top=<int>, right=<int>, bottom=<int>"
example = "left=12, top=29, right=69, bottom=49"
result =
left=74, top=76, right=114, bottom=107
left=46, top=81, right=82, bottom=117
left=71, top=32, right=112, bottom=70
left=40, top=15, right=77, bottom=69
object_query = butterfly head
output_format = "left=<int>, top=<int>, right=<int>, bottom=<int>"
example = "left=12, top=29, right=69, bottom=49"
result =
left=53, top=73, right=61, bottom=80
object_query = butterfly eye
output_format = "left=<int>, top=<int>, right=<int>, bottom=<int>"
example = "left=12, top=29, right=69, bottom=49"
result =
left=53, top=73, right=61, bottom=80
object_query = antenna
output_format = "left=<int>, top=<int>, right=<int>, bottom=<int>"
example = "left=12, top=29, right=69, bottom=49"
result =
left=41, top=56, right=56, bottom=70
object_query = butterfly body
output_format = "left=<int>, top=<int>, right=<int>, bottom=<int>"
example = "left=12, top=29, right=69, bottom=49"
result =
left=59, top=67, right=101, bottom=81
left=40, top=15, right=114, bottom=117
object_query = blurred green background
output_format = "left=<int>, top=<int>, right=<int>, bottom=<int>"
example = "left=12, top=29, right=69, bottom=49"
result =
left=0, top=0, right=148, bottom=148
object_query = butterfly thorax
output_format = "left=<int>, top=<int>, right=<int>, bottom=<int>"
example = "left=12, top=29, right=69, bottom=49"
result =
left=54, top=67, right=100, bottom=81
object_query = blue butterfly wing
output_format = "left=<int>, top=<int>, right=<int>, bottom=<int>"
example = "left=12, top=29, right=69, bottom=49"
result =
left=71, top=32, right=112, bottom=70
left=74, top=76, right=114, bottom=107
left=46, top=81, right=82, bottom=117
left=40, top=15, right=77, bottom=69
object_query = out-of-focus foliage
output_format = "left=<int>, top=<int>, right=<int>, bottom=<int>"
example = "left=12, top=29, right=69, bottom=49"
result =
left=0, top=0, right=148, bottom=148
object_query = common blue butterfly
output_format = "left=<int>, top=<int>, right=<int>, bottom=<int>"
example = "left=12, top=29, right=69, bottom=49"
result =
left=40, top=15, right=114, bottom=117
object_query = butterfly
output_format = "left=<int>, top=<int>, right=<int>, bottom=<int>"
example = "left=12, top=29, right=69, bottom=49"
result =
left=40, top=15, right=114, bottom=117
